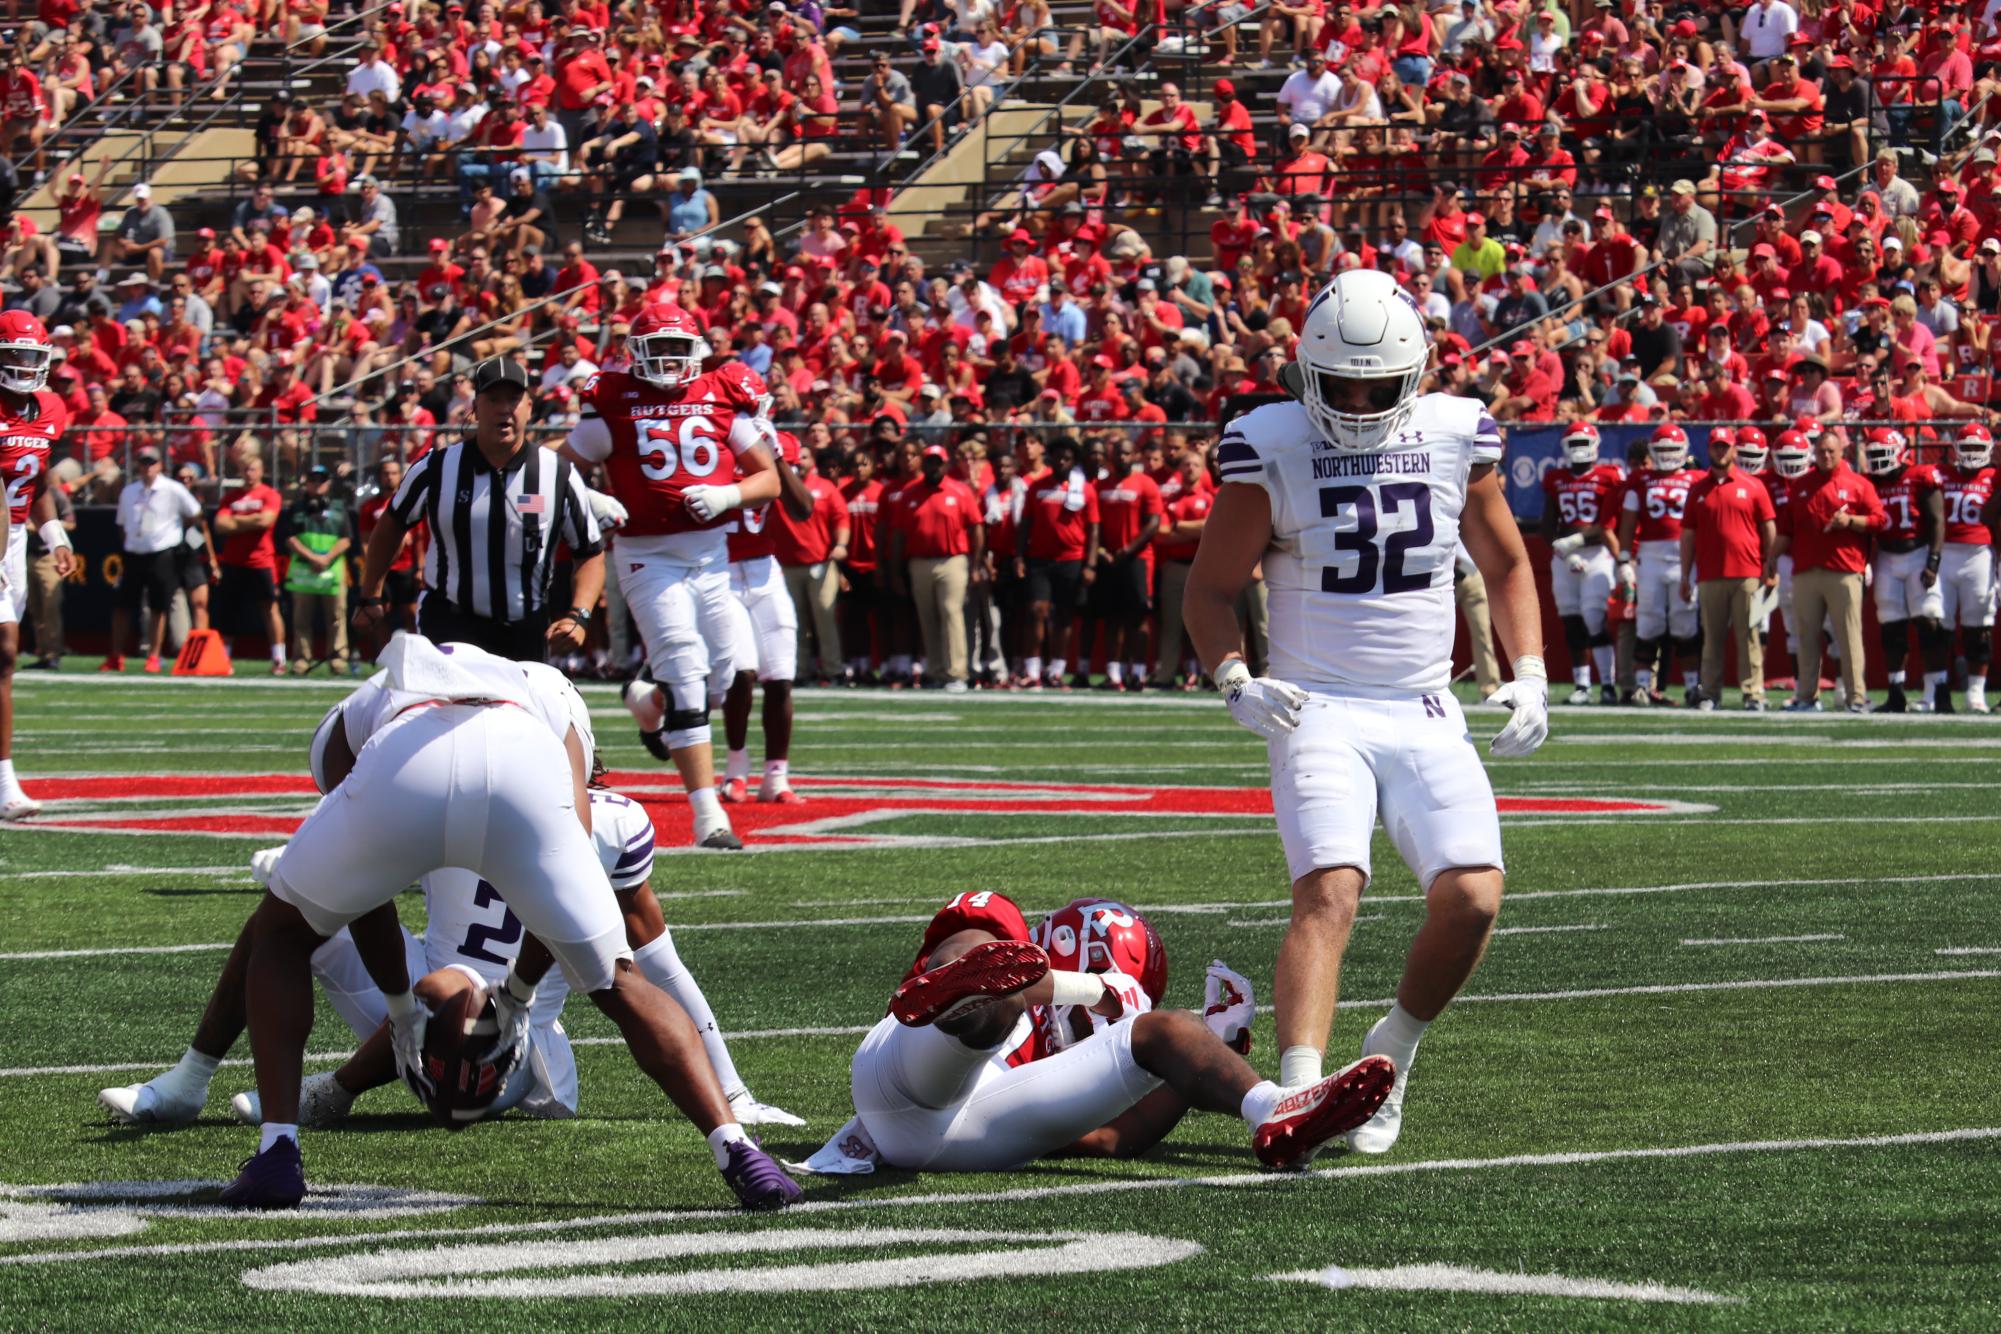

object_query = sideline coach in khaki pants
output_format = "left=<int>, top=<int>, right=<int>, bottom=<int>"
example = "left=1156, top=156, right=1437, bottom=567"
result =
left=1680, top=429, right=1776, bottom=710
left=886, top=444, right=984, bottom=690
left=1771, top=433, right=1885, bottom=711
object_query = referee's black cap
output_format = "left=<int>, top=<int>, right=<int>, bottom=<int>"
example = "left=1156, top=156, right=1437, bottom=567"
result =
left=472, top=357, right=533, bottom=395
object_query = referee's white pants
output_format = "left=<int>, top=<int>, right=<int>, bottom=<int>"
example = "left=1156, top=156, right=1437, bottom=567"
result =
left=267, top=704, right=629, bottom=994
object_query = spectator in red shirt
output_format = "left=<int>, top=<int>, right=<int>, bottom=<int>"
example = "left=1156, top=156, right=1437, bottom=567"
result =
left=355, top=455, right=422, bottom=630
left=1015, top=436, right=1100, bottom=688
left=211, top=452, right=287, bottom=672
left=837, top=448, right=884, bottom=682
left=1681, top=432, right=1778, bottom=709
left=886, top=444, right=983, bottom=690
left=1774, top=433, right=1885, bottom=710
left=1085, top=439, right=1164, bottom=690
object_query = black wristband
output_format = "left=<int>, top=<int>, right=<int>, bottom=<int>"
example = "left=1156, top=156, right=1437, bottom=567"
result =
left=566, top=606, right=593, bottom=627
left=354, top=596, right=385, bottom=609
left=1926, top=551, right=1942, bottom=572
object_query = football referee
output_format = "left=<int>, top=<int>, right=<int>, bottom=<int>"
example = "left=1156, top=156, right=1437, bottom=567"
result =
left=351, top=358, right=605, bottom=660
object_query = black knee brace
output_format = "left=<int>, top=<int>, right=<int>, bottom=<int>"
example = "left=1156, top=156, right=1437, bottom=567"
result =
left=1673, top=633, right=1702, bottom=667
left=1967, top=627, right=1992, bottom=671
left=1561, top=614, right=1589, bottom=658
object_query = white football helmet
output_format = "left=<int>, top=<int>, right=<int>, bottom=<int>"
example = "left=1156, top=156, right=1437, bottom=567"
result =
left=1955, top=423, right=1993, bottom=470
left=1860, top=427, right=1908, bottom=477
left=1772, top=430, right=1812, bottom=479
left=1647, top=423, right=1690, bottom=472
left=1562, top=422, right=1600, bottom=467
left=1734, top=426, right=1768, bottom=473
left=1287, top=269, right=1430, bottom=452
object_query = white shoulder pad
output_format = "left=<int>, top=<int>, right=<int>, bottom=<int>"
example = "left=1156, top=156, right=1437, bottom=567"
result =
left=520, top=661, right=593, bottom=758
left=1215, top=401, right=1314, bottom=489
left=1412, top=393, right=1504, bottom=467
left=591, top=790, right=657, bottom=891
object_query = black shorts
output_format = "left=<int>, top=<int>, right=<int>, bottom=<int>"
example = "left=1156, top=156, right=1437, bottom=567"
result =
left=842, top=566, right=877, bottom=612
left=1089, top=555, right=1151, bottom=619
left=117, top=549, right=180, bottom=613
left=179, top=544, right=211, bottom=592
left=383, top=569, right=420, bottom=610
left=214, top=565, right=277, bottom=636
left=1026, top=557, right=1084, bottom=608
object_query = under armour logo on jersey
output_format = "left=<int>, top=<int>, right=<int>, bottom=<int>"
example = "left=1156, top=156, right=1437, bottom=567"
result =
left=1422, top=695, right=1446, bottom=719
left=1395, top=431, right=1423, bottom=445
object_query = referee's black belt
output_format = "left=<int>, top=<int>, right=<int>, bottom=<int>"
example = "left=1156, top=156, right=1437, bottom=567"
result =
left=416, top=592, right=550, bottom=662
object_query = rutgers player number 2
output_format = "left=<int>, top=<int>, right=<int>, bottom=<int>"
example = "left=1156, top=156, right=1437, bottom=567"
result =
left=636, top=417, right=724, bottom=483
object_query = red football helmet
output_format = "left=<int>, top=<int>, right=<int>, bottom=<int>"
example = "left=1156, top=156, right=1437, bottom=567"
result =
left=1647, top=422, right=1690, bottom=471
left=1561, top=421, right=1600, bottom=467
left=1860, top=427, right=1909, bottom=476
left=774, top=429, right=802, bottom=469
left=1032, top=899, right=1168, bottom=1006
left=629, top=303, right=712, bottom=389
left=1734, top=425, right=1769, bottom=472
left=1955, top=423, right=1994, bottom=470
left=1772, top=429, right=1812, bottom=478
left=0, top=310, right=53, bottom=395
left=1792, top=415, right=1824, bottom=443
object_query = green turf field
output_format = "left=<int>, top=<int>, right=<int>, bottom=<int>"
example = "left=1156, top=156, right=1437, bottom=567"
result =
left=3, top=671, right=1999, bottom=1329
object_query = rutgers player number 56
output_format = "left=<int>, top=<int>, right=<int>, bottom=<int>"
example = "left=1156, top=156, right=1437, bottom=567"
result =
left=637, top=417, right=724, bottom=482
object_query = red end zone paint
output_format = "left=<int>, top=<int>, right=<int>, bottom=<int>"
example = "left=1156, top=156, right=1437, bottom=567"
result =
left=13, top=774, right=1697, bottom=846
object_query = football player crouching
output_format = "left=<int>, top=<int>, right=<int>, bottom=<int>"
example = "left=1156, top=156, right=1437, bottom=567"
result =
left=797, top=892, right=1392, bottom=1175
left=102, top=733, right=803, bottom=1135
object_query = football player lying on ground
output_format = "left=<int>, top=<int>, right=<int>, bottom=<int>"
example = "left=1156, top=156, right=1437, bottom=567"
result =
left=155, top=633, right=800, bottom=1211
left=798, top=892, right=1392, bottom=1174
left=101, top=771, right=801, bottom=1130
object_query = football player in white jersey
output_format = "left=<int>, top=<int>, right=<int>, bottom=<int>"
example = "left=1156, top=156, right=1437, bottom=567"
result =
left=163, top=633, right=799, bottom=1210
left=102, top=767, right=802, bottom=1132
left=1184, top=269, right=1549, bottom=1156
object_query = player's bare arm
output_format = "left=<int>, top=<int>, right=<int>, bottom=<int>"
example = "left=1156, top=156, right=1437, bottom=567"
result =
left=352, top=509, right=411, bottom=637
left=1184, top=482, right=1307, bottom=739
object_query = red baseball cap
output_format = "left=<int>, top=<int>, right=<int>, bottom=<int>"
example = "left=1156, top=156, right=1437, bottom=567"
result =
left=1213, top=78, right=1235, bottom=98
left=922, top=444, right=950, bottom=459
left=429, top=237, right=450, bottom=252
left=1814, top=174, right=1838, bottom=191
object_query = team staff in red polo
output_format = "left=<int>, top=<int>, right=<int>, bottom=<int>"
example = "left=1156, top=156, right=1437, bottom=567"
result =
left=886, top=444, right=983, bottom=692
left=1152, top=448, right=1213, bottom=689
left=837, top=449, right=883, bottom=684
left=1769, top=432, right=1885, bottom=712
left=1680, top=429, right=1778, bottom=711
left=773, top=446, right=850, bottom=683
left=1089, top=440, right=1165, bottom=691
left=1016, top=436, right=1100, bottom=690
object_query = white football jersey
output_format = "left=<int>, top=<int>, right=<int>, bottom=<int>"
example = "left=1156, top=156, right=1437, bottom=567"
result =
left=335, top=636, right=572, bottom=759
left=1216, top=394, right=1503, bottom=692
left=423, top=788, right=656, bottom=979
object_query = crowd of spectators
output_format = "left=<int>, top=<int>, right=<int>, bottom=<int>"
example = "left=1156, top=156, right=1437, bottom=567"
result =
left=5, top=1, right=2001, bottom=693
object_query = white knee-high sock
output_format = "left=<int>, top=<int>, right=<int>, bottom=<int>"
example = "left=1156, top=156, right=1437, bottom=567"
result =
left=1364, top=1002, right=1431, bottom=1075
left=633, top=934, right=745, bottom=1101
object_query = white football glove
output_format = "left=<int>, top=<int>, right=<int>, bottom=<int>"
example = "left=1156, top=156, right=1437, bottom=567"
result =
left=682, top=483, right=742, bottom=522
left=1216, top=659, right=1308, bottom=741
left=482, top=975, right=535, bottom=1077
left=1549, top=532, right=1587, bottom=556
left=385, top=991, right=435, bottom=1100
left=1617, top=559, right=1638, bottom=592
left=1489, top=655, right=1550, bottom=758
left=586, top=489, right=628, bottom=530
left=1565, top=552, right=1588, bottom=573
left=1202, top=960, right=1255, bottom=1055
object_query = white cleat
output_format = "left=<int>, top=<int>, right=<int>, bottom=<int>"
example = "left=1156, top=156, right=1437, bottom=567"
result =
left=230, top=1072, right=356, bottom=1128
left=729, top=1091, right=806, bottom=1127
left=1564, top=687, right=1591, bottom=706
left=0, top=792, right=42, bottom=820
left=1343, top=1023, right=1410, bottom=1155
left=98, top=1080, right=204, bottom=1126
left=1970, top=697, right=1992, bottom=715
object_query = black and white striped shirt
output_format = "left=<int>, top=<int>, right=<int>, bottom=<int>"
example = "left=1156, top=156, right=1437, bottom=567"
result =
left=388, top=439, right=603, bottom=622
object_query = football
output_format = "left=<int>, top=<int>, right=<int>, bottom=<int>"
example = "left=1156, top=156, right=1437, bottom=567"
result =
left=420, top=981, right=504, bottom=1132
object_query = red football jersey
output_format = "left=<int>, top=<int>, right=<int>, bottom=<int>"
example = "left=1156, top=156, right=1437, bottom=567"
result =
left=1876, top=465, right=1941, bottom=544
left=840, top=476, right=882, bottom=572
left=578, top=363, right=770, bottom=538
left=1, top=390, right=66, bottom=527
left=726, top=431, right=800, bottom=563
left=1621, top=467, right=1700, bottom=543
left=1759, top=471, right=1791, bottom=538
left=903, top=890, right=1033, bottom=982
left=1543, top=463, right=1625, bottom=531
left=1941, top=466, right=1996, bottom=546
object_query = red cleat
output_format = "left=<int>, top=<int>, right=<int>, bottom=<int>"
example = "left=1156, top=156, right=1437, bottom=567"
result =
left=758, top=786, right=806, bottom=804
left=889, top=939, right=1048, bottom=1027
left=1252, top=1055, right=1397, bottom=1170
left=97, top=655, right=126, bottom=673
left=719, top=778, right=749, bottom=804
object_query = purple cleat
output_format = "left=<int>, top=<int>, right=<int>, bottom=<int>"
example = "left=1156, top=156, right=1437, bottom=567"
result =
left=218, top=1136, right=306, bottom=1209
left=721, top=1139, right=802, bottom=1211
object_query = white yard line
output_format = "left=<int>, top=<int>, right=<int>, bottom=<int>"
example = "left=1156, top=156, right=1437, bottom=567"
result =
left=1681, top=935, right=1846, bottom=947
left=7, top=971, right=1993, bottom=1080
left=1, top=1127, right=1995, bottom=1269
left=1935, top=946, right=2001, bottom=956
left=1491, top=924, right=1608, bottom=936
left=1266, top=1263, right=1737, bottom=1305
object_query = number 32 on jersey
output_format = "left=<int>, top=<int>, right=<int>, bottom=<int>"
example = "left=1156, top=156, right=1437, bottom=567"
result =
left=1311, top=482, right=1436, bottom=595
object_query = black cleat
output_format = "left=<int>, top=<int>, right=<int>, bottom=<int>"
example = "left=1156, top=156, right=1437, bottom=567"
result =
left=1936, top=683, right=1956, bottom=715
left=1881, top=684, right=1908, bottom=713
left=638, top=727, right=674, bottom=762
left=698, top=827, right=745, bottom=851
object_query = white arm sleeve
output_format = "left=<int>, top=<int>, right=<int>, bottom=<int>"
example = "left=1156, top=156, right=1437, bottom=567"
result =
left=728, top=412, right=775, bottom=457
left=567, top=413, right=614, bottom=462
